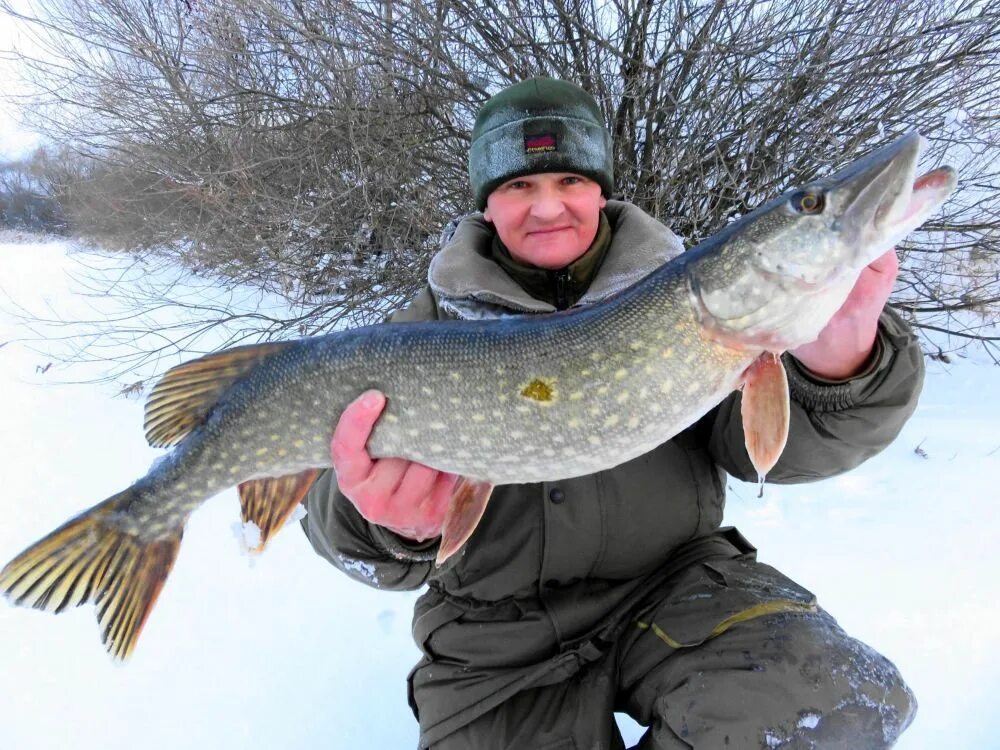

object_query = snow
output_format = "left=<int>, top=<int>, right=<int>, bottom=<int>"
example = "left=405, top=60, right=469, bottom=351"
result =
left=0, top=236, right=421, bottom=748
left=797, top=713, right=821, bottom=730
left=1, top=235, right=998, bottom=749
left=236, top=519, right=263, bottom=554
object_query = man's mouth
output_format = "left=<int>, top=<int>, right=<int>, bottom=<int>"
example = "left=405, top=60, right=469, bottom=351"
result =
left=528, top=226, right=572, bottom=236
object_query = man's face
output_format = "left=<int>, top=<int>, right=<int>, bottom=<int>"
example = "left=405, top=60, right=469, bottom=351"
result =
left=483, top=172, right=607, bottom=270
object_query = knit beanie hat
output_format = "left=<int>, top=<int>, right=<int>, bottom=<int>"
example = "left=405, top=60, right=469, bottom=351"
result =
left=469, top=77, right=614, bottom=210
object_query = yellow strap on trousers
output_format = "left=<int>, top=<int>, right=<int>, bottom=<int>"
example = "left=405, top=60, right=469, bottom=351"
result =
left=635, top=599, right=819, bottom=649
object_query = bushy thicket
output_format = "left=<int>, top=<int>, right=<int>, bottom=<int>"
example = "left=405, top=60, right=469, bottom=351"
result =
left=2, top=0, right=998, bottom=362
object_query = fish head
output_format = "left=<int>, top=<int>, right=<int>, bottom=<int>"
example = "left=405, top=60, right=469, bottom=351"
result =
left=689, top=132, right=957, bottom=351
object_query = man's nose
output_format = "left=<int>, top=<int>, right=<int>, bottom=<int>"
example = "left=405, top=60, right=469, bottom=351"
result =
left=529, top=187, right=565, bottom=221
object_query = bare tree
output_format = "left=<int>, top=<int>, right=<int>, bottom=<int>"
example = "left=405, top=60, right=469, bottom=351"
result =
left=1, top=0, right=998, bottom=380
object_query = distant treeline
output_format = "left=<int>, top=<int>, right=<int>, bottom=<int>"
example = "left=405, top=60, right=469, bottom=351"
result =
left=0, top=155, right=65, bottom=232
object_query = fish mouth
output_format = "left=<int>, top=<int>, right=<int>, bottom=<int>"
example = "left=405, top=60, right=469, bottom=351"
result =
left=826, top=132, right=956, bottom=254
left=877, top=167, right=956, bottom=233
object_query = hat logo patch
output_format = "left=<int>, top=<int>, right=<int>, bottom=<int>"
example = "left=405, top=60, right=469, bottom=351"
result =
left=524, top=134, right=557, bottom=154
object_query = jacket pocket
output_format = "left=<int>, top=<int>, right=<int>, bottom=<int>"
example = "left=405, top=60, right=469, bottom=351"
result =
left=636, top=554, right=817, bottom=650
left=413, top=595, right=465, bottom=660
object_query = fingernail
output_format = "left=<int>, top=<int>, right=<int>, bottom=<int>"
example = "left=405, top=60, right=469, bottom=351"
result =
left=361, top=391, right=381, bottom=409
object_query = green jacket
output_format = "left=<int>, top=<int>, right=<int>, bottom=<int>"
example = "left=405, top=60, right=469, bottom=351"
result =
left=301, top=201, right=925, bottom=745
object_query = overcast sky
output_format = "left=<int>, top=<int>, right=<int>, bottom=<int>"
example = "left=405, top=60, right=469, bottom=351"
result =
left=0, top=1, right=42, bottom=159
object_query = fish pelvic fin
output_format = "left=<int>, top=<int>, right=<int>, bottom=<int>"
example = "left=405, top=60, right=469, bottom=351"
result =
left=0, top=489, right=182, bottom=661
left=144, top=341, right=296, bottom=448
left=239, top=469, right=320, bottom=553
left=436, top=478, right=494, bottom=567
left=740, top=352, right=791, bottom=485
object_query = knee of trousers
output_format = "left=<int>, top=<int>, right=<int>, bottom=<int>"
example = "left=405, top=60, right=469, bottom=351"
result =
left=781, top=610, right=916, bottom=748
left=648, top=610, right=917, bottom=749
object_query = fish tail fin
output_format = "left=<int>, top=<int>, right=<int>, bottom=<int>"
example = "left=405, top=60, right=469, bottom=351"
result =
left=0, top=488, right=182, bottom=661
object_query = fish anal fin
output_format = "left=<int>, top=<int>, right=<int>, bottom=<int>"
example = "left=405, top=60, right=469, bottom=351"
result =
left=144, top=341, right=295, bottom=448
left=741, top=352, right=790, bottom=485
left=436, top=478, right=494, bottom=567
left=0, top=489, right=183, bottom=661
left=239, top=469, right=320, bottom=553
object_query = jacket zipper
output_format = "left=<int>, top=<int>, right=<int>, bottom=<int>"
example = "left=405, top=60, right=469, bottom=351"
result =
left=553, top=270, right=571, bottom=310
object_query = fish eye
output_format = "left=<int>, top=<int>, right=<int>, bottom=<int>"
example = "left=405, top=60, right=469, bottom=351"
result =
left=790, top=190, right=825, bottom=214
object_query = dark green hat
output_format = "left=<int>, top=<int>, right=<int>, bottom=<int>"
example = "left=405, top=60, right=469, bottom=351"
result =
left=469, top=77, right=614, bottom=210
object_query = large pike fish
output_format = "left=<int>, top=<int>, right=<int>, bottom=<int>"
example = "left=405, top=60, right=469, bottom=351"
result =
left=1, top=133, right=955, bottom=660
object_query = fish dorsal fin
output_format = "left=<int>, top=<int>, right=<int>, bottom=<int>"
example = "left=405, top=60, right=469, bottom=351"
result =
left=740, top=352, right=790, bottom=488
left=144, top=342, right=294, bottom=448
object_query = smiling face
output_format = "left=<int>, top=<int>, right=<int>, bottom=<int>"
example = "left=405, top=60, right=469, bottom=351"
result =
left=483, top=172, right=607, bottom=270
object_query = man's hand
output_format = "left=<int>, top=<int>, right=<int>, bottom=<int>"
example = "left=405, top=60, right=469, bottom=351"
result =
left=330, top=389, right=458, bottom=542
left=790, top=248, right=898, bottom=380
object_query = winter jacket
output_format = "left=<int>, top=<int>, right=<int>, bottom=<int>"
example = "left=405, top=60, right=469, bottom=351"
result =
left=300, top=200, right=925, bottom=745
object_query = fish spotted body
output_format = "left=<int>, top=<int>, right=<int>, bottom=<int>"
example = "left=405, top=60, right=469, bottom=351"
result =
left=1, top=133, right=957, bottom=659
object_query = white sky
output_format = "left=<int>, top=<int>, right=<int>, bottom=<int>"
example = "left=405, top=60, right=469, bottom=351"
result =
left=0, top=1, right=43, bottom=159
left=0, top=235, right=998, bottom=749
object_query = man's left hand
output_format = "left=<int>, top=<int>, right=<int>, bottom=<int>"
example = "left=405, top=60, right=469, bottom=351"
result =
left=790, top=248, right=898, bottom=380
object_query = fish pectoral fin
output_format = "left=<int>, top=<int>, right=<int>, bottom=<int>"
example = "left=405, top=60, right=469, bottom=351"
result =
left=436, top=478, right=494, bottom=567
left=238, top=469, right=320, bottom=552
left=740, top=352, right=790, bottom=485
left=144, top=341, right=296, bottom=448
left=0, top=488, right=182, bottom=661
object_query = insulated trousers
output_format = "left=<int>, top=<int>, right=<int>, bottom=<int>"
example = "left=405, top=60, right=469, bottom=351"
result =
left=429, top=554, right=915, bottom=750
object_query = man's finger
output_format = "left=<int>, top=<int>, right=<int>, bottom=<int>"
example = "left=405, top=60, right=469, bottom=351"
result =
left=330, top=389, right=386, bottom=487
left=867, top=247, right=899, bottom=276
left=361, top=456, right=411, bottom=498
left=394, top=461, right=442, bottom=505
left=429, top=472, right=461, bottom=510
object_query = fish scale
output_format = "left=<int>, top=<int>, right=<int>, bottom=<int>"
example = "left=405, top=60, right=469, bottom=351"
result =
left=0, top=132, right=957, bottom=660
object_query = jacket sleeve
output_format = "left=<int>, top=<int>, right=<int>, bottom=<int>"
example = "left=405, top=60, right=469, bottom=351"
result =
left=703, top=306, right=925, bottom=483
left=299, top=285, right=444, bottom=590
left=300, top=469, right=438, bottom=590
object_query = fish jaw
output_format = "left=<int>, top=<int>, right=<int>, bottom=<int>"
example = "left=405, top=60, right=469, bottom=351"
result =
left=865, top=165, right=957, bottom=256
left=833, top=133, right=957, bottom=267
left=688, top=132, right=957, bottom=353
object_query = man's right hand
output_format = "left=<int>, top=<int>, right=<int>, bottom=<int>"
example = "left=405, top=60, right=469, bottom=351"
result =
left=330, top=389, right=458, bottom=543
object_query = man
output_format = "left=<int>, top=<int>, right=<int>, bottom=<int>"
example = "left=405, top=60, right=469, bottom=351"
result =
left=302, top=78, right=921, bottom=748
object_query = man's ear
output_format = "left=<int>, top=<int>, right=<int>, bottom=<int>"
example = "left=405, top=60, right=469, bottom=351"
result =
left=482, top=207, right=492, bottom=222
left=599, top=196, right=607, bottom=209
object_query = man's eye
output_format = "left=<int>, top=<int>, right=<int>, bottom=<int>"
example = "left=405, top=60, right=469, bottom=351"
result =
left=507, top=181, right=529, bottom=190
left=563, top=176, right=582, bottom=185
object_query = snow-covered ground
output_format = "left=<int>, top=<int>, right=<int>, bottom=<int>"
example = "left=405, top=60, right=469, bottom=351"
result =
left=0, top=235, right=997, bottom=749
